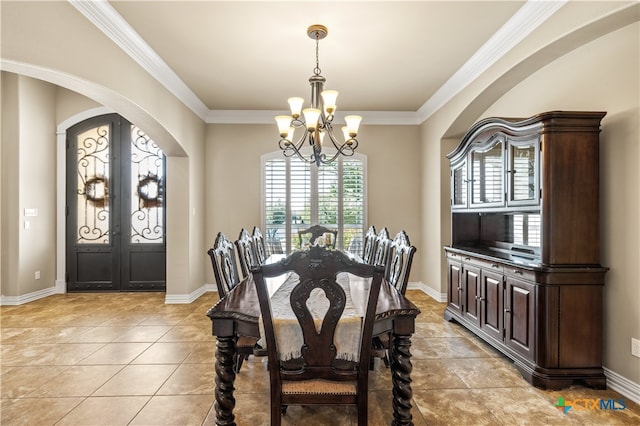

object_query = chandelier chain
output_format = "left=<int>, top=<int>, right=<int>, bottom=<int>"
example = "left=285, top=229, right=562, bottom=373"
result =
left=314, top=34, right=321, bottom=76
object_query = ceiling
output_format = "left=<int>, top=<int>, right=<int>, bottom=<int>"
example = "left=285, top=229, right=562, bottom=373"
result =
left=69, top=1, right=565, bottom=123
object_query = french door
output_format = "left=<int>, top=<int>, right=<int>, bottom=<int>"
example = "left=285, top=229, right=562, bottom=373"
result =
left=66, top=114, right=166, bottom=292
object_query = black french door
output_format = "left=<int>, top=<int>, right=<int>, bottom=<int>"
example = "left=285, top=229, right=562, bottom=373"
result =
left=66, top=114, right=166, bottom=292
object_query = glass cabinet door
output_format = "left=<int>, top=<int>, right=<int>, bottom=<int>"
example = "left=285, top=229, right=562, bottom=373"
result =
left=451, top=159, right=468, bottom=209
left=507, top=138, right=539, bottom=206
left=470, top=138, right=504, bottom=208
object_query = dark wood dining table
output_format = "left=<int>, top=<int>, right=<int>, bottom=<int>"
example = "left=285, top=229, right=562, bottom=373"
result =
left=206, top=254, right=421, bottom=426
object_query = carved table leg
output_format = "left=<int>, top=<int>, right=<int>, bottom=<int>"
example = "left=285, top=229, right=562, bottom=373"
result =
left=214, top=336, right=237, bottom=426
left=391, top=333, right=413, bottom=426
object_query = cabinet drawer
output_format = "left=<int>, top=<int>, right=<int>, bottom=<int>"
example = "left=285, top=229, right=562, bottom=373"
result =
left=448, top=251, right=505, bottom=274
left=468, top=257, right=504, bottom=273
left=446, top=251, right=463, bottom=261
left=504, top=265, right=535, bottom=281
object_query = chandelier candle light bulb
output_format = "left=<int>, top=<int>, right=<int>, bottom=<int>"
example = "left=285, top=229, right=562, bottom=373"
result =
left=274, top=24, right=363, bottom=166
left=287, top=97, right=304, bottom=118
left=276, top=115, right=293, bottom=138
left=320, top=90, right=338, bottom=115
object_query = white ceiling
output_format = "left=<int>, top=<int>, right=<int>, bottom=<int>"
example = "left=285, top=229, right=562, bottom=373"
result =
left=69, top=1, right=568, bottom=124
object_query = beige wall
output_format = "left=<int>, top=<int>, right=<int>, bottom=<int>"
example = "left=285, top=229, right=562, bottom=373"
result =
left=1, top=72, right=20, bottom=296
left=479, top=22, right=640, bottom=383
left=0, top=74, right=56, bottom=297
left=204, top=123, right=422, bottom=285
left=55, top=87, right=101, bottom=124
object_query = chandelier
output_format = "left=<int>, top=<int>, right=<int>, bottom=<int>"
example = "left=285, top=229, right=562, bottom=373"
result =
left=275, top=25, right=362, bottom=166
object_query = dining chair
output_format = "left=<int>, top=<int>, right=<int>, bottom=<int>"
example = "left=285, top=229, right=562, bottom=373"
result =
left=369, top=227, right=393, bottom=368
left=297, top=224, right=338, bottom=249
left=374, top=230, right=417, bottom=368
left=372, top=227, right=391, bottom=267
left=252, top=247, right=384, bottom=426
left=361, top=225, right=377, bottom=265
left=385, top=230, right=417, bottom=295
left=208, top=231, right=259, bottom=372
left=235, top=228, right=259, bottom=277
left=252, top=226, right=268, bottom=265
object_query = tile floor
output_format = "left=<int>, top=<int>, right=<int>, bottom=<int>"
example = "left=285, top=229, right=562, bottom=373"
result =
left=1, top=290, right=639, bottom=425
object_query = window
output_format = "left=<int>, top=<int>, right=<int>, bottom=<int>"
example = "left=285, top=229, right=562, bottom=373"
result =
left=262, top=151, right=367, bottom=254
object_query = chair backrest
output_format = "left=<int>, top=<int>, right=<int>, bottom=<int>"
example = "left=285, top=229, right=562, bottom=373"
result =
left=372, top=227, right=391, bottom=268
left=207, top=232, right=241, bottom=297
left=297, top=224, right=338, bottom=249
left=252, top=226, right=268, bottom=264
left=361, top=225, right=377, bottom=265
left=235, top=228, right=259, bottom=277
left=253, top=247, right=383, bottom=388
left=385, top=230, right=417, bottom=295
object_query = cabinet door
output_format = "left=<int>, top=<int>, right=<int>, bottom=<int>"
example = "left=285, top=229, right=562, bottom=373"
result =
left=451, top=159, right=468, bottom=209
left=505, top=276, right=535, bottom=361
left=507, top=137, right=540, bottom=207
left=470, top=136, right=505, bottom=209
left=480, top=269, right=503, bottom=342
left=447, top=259, right=462, bottom=315
left=462, top=264, right=480, bottom=326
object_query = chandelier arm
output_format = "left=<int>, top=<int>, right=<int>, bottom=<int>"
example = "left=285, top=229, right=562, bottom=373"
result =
left=321, top=125, right=358, bottom=156
left=278, top=131, right=315, bottom=164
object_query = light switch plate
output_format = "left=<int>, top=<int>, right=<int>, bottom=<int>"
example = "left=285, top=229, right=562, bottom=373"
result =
left=632, top=338, right=640, bottom=358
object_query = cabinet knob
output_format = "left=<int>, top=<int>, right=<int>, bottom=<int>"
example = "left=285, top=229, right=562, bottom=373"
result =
left=457, top=286, right=462, bottom=291
left=513, top=269, right=523, bottom=275
left=491, top=264, right=499, bottom=268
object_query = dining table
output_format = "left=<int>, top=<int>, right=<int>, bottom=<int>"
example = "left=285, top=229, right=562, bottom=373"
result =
left=206, top=252, right=421, bottom=426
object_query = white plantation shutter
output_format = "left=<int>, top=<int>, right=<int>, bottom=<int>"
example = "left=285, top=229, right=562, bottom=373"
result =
left=342, top=159, right=365, bottom=252
left=317, top=161, right=339, bottom=226
left=289, top=158, right=311, bottom=252
left=264, top=159, right=286, bottom=254
left=262, top=151, right=366, bottom=254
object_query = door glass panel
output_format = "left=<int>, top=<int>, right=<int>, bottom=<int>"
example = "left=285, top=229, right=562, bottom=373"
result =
left=130, top=126, right=165, bottom=244
left=452, top=161, right=467, bottom=206
left=76, top=125, right=110, bottom=244
left=510, top=144, right=536, bottom=201
left=472, top=142, right=503, bottom=204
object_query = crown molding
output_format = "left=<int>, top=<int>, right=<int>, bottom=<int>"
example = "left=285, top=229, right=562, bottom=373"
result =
left=69, top=0, right=209, bottom=120
left=69, top=0, right=562, bottom=126
left=416, top=0, right=566, bottom=123
left=206, top=110, right=421, bottom=125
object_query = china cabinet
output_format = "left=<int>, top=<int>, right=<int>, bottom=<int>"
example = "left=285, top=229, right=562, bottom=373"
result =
left=444, top=111, right=608, bottom=390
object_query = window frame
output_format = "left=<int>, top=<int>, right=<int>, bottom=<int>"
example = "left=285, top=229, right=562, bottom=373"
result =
left=261, top=150, right=368, bottom=254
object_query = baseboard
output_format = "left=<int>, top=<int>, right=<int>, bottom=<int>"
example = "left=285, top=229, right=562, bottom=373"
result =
left=604, top=366, right=640, bottom=404
left=164, top=283, right=217, bottom=304
left=407, top=281, right=447, bottom=303
left=0, top=286, right=57, bottom=305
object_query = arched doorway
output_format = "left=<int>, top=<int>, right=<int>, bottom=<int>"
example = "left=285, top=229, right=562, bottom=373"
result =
left=66, top=113, right=166, bottom=291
